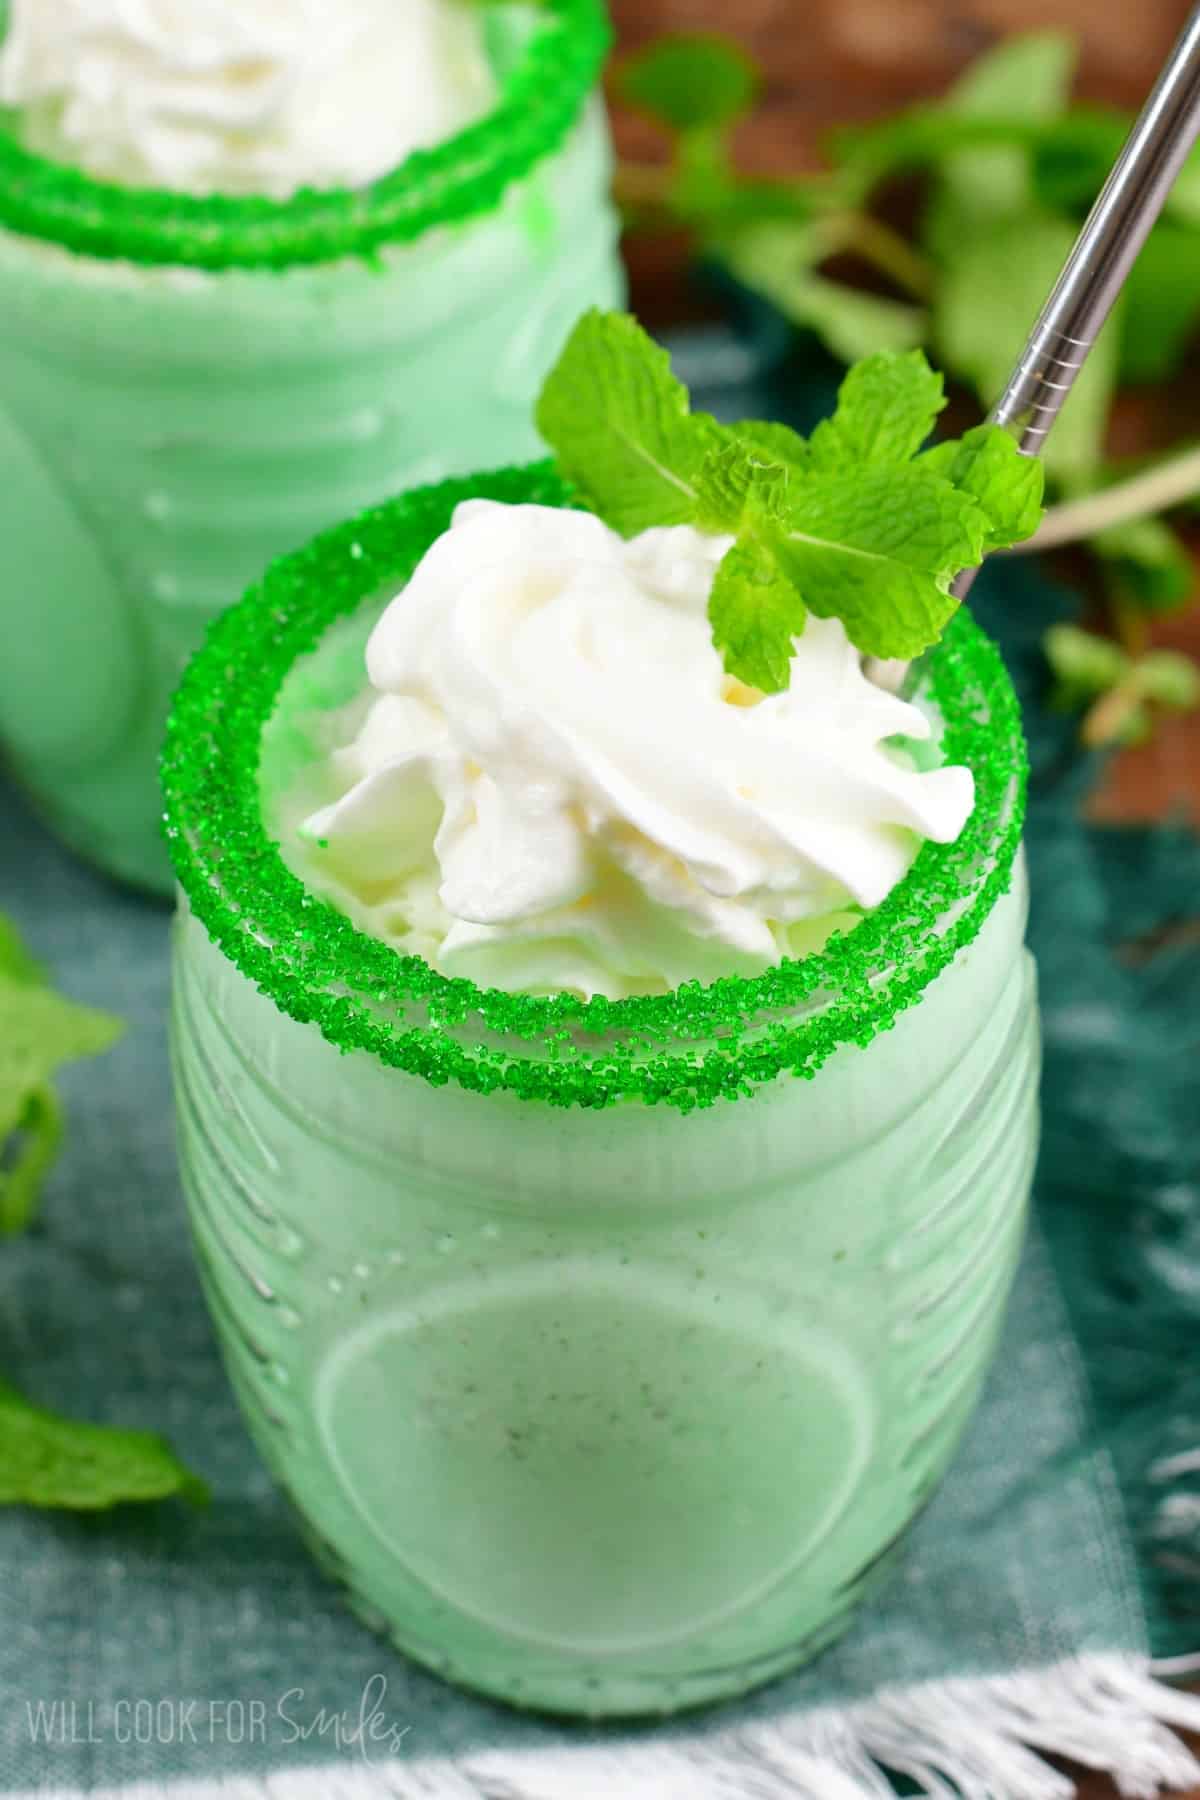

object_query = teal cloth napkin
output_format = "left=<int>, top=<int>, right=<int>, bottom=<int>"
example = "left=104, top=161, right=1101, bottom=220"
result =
left=1, top=338, right=1200, bottom=1798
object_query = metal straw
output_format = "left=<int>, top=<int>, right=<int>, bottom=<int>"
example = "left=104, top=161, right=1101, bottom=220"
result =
left=952, top=1, right=1200, bottom=602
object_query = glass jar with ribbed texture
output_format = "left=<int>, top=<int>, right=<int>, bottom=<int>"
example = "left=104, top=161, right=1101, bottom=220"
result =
left=0, top=0, right=621, bottom=894
left=164, top=466, right=1040, bottom=1718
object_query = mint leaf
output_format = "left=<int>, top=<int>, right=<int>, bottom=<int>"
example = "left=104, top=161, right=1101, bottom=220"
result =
left=1120, top=220, right=1200, bottom=384
left=830, top=110, right=1036, bottom=202
left=730, top=419, right=809, bottom=474
left=806, top=349, right=946, bottom=472
left=536, top=316, right=1042, bottom=681
left=693, top=439, right=788, bottom=532
left=0, top=1379, right=208, bottom=1511
left=1138, top=649, right=1200, bottom=710
left=945, top=31, right=1075, bottom=124
left=0, top=915, right=122, bottom=1237
left=1, top=1087, right=63, bottom=1241
left=0, top=916, right=43, bottom=988
left=781, top=273, right=926, bottom=364
left=921, top=425, right=1045, bottom=550
left=774, top=468, right=987, bottom=659
left=926, top=34, right=1074, bottom=264
left=1094, top=515, right=1195, bottom=612
left=709, top=537, right=807, bottom=692
left=1044, top=622, right=1129, bottom=702
left=833, top=33, right=1074, bottom=209
left=617, top=34, right=757, bottom=134
left=1161, top=136, right=1200, bottom=227
left=1032, top=106, right=1129, bottom=213
left=535, top=309, right=722, bottom=535
left=1044, top=625, right=1200, bottom=745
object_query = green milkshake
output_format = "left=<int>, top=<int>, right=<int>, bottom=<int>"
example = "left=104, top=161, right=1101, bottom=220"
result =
left=0, top=0, right=621, bottom=894
left=165, top=324, right=1044, bottom=1716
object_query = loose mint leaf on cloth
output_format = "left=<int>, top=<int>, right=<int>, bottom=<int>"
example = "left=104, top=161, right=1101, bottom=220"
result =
left=534, top=309, right=724, bottom=534
left=617, top=33, right=757, bottom=134
left=921, top=425, right=1046, bottom=550
left=806, top=348, right=945, bottom=471
left=0, top=1379, right=208, bottom=1511
left=537, top=313, right=1043, bottom=685
left=0, top=914, right=203, bottom=1510
left=0, top=921, right=122, bottom=1238
left=0, top=1087, right=64, bottom=1247
left=0, top=914, right=44, bottom=987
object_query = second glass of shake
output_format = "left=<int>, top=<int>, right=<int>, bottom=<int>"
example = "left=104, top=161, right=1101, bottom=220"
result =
left=0, top=0, right=622, bottom=892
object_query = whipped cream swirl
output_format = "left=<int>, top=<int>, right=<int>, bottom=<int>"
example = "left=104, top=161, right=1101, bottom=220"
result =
left=0, top=0, right=495, bottom=199
left=295, top=502, right=975, bottom=999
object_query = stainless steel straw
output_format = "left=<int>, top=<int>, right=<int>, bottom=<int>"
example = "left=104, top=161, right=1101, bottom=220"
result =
left=952, top=1, right=1200, bottom=602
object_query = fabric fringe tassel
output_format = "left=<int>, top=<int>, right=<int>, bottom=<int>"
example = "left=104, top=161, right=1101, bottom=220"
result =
left=18, top=1652, right=1200, bottom=1800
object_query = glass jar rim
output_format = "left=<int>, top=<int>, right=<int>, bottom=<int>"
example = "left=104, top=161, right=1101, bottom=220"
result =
left=0, top=0, right=609, bottom=272
left=162, top=462, right=1028, bottom=1111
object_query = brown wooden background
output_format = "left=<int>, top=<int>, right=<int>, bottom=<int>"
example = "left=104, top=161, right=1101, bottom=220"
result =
left=605, top=5, right=1198, bottom=1795
left=607, top=0, right=1200, bottom=837
left=610, top=0, right=1193, bottom=159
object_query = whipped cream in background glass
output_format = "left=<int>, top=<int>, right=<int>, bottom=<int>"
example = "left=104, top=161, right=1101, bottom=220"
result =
left=289, top=501, right=976, bottom=999
left=0, top=0, right=495, bottom=197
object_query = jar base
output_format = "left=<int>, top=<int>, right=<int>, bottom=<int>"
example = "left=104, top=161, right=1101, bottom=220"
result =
left=297, top=1511, right=916, bottom=1721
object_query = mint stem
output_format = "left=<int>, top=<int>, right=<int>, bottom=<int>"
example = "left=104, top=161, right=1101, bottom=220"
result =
left=1081, top=668, right=1147, bottom=749
left=813, top=212, right=936, bottom=301
left=1016, top=445, right=1200, bottom=551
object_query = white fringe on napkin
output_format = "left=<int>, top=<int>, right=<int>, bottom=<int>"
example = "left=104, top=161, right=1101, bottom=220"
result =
left=17, top=1654, right=1200, bottom=1800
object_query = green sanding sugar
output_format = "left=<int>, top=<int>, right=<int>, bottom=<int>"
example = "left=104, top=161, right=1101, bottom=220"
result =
left=0, top=0, right=608, bottom=271
left=161, top=462, right=1028, bottom=1112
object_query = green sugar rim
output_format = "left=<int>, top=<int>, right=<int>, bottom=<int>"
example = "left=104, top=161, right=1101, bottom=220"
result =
left=0, top=0, right=609, bottom=271
left=162, top=462, right=1028, bottom=1111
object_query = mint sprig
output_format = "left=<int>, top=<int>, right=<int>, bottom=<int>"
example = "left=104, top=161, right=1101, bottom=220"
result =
left=615, top=26, right=1200, bottom=672
left=536, top=310, right=1044, bottom=690
left=618, top=33, right=757, bottom=135
left=1, top=912, right=205, bottom=1511
left=1045, top=622, right=1200, bottom=748
left=1, top=916, right=121, bottom=1238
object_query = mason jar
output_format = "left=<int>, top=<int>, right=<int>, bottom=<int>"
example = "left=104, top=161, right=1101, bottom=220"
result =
left=164, top=466, right=1040, bottom=1719
left=0, top=0, right=622, bottom=895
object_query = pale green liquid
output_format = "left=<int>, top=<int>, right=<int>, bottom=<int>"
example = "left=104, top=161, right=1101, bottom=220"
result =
left=0, top=99, right=622, bottom=892
left=168, top=611, right=1039, bottom=1716
left=172, top=877, right=1037, bottom=1716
